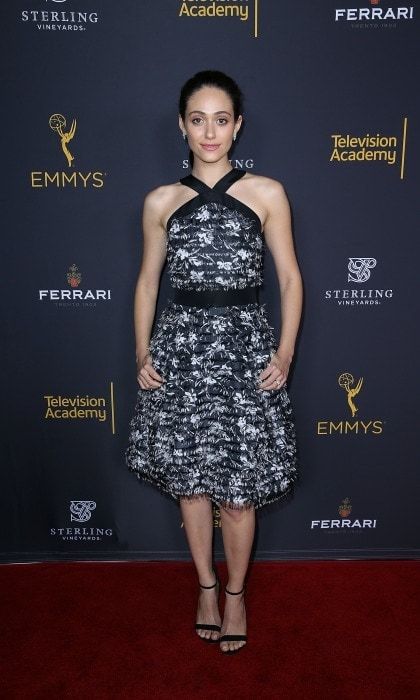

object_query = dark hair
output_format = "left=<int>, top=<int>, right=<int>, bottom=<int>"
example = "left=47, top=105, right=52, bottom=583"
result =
left=179, top=70, right=244, bottom=122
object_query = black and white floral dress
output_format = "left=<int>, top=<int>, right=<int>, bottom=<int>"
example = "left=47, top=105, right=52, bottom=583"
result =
left=125, top=168, right=298, bottom=510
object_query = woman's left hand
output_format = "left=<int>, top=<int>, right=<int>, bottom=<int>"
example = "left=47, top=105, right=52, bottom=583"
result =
left=257, top=350, right=292, bottom=391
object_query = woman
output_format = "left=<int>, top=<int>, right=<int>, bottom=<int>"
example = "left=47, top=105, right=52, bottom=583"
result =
left=125, top=70, right=302, bottom=655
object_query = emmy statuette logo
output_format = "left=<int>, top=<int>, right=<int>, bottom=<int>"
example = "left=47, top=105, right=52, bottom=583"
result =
left=317, top=371, right=384, bottom=435
left=338, top=372, right=363, bottom=418
left=49, top=113, right=76, bottom=167
left=30, top=113, right=106, bottom=188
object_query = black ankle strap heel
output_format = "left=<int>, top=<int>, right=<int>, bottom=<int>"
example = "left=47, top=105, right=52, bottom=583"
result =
left=225, top=585, right=245, bottom=595
left=198, top=567, right=220, bottom=589
left=195, top=568, right=221, bottom=643
left=220, top=584, right=247, bottom=654
left=199, top=579, right=217, bottom=589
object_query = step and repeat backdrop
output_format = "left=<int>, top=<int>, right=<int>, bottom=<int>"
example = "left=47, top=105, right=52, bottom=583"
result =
left=2, top=1, right=419, bottom=562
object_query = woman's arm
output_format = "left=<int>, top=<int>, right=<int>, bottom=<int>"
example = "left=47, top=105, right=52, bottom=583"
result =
left=258, top=179, right=303, bottom=389
left=133, top=187, right=168, bottom=388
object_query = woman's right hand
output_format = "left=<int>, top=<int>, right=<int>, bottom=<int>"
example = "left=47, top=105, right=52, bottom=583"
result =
left=136, top=353, right=165, bottom=390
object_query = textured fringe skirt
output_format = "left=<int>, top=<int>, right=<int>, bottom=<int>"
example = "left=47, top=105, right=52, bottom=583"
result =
left=125, top=300, right=299, bottom=510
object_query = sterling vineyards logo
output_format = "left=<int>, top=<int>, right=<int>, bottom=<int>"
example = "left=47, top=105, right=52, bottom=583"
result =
left=310, top=498, right=378, bottom=533
left=38, top=264, right=112, bottom=307
left=70, top=500, right=96, bottom=522
left=182, top=156, right=255, bottom=170
left=21, top=0, right=100, bottom=32
left=49, top=501, right=114, bottom=542
left=324, top=257, right=393, bottom=307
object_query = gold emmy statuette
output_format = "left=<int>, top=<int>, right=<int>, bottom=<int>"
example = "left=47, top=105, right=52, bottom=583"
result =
left=338, top=372, right=363, bottom=417
left=49, top=113, right=77, bottom=167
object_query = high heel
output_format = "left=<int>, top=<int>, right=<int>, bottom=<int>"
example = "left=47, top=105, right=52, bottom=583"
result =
left=219, top=585, right=247, bottom=654
left=195, top=569, right=221, bottom=643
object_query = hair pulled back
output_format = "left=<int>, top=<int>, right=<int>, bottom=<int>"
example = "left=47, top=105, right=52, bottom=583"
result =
left=179, top=70, right=244, bottom=122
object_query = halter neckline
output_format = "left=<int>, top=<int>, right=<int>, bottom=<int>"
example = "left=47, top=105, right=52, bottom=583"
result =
left=180, top=167, right=246, bottom=195
left=166, top=166, right=262, bottom=233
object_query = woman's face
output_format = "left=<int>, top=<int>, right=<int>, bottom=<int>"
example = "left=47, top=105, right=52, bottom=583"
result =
left=179, top=85, right=242, bottom=164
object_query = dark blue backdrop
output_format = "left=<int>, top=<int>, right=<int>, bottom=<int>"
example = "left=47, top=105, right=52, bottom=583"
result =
left=2, top=0, right=419, bottom=561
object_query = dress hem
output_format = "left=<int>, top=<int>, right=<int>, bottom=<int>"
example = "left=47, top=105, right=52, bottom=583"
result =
left=128, top=468, right=299, bottom=511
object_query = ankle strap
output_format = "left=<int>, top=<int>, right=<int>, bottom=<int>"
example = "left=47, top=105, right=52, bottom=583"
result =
left=199, top=568, right=218, bottom=589
left=225, top=585, right=245, bottom=595
left=199, top=579, right=217, bottom=589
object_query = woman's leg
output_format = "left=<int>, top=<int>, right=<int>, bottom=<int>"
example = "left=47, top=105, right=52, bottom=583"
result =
left=219, top=505, right=255, bottom=652
left=179, top=495, right=221, bottom=640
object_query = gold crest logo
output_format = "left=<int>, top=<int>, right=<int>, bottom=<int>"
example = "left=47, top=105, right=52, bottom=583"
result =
left=338, top=497, right=352, bottom=518
left=67, top=264, right=81, bottom=288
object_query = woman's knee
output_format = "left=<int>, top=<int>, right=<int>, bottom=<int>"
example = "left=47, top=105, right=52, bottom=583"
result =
left=220, top=504, right=254, bottom=521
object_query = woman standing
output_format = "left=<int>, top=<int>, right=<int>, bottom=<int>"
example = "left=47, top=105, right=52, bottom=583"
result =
left=125, top=70, right=302, bottom=654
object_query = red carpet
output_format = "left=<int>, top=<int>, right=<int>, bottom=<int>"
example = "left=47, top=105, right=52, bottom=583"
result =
left=1, top=560, right=419, bottom=699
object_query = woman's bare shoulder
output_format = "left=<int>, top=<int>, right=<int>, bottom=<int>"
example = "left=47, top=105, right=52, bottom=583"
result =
left=143, top=180, right=182, bottom=209
left=142, top=180, right=186, bottom=226
left=242, top=171, right=286, bottom=197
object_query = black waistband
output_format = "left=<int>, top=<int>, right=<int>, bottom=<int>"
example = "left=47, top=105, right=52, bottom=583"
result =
left=171, top=285, right=259, bottom=308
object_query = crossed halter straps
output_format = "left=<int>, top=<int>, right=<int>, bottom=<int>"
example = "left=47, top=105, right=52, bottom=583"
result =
left=179, top=167, right=247, bottom=198
left=171, top=167, right=260, bottom=308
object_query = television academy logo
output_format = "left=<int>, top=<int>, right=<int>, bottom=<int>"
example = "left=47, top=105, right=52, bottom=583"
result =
left=39, top=264, right=111, bottom=306
left=31, top=114, right=106, bottom=189
left=21, top=0, right=99, bottom=32
left=310, top=498, right=377, bottom=531
left=43, top=381, right=116, bottom=433
left=317, top=372, right=384, bottom=435
left=334, top=1, right=414, bottom=27
left=330, top=131, right=397, bottom=166
left=329, top=117, right=408, bottom=177
left=324, top=258, right=393, bottom=306
left=50, top=501, right=114, bottom=542
left=44, top=393, right=108, bottom=424
left=178, top=0, right=251, bottom=26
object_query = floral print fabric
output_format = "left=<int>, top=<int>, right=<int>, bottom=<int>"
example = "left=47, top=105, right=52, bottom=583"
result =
left=125, top=171, right=299, bottom=510
left=166, top=201, right=264, bottom=291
